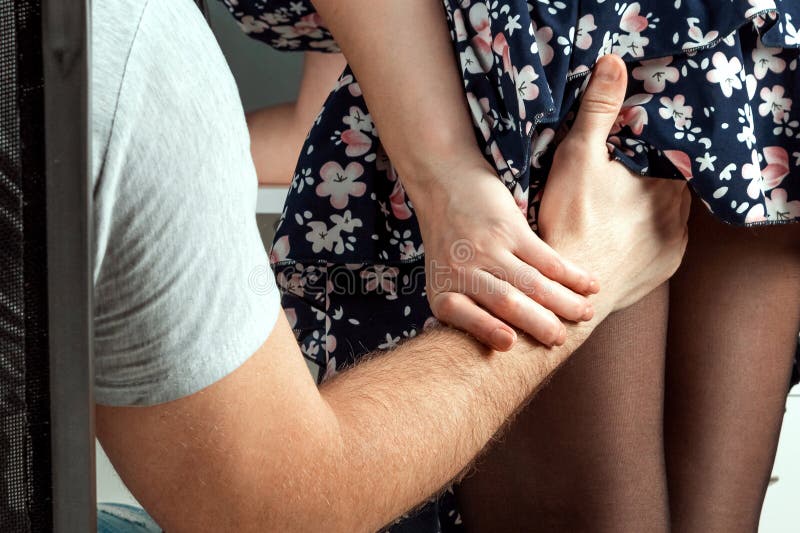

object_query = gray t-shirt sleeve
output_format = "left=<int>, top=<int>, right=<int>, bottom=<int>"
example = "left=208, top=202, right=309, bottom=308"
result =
left=92, top=0, right=281, bottom=406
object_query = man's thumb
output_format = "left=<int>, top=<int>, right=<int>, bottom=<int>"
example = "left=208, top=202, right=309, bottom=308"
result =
left=571, top=54, right=628, bottom=146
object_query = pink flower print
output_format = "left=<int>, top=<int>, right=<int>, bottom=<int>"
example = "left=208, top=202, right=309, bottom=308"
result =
left=664, top=150, right=694, bottom=180
left=766, top=188, right=800, bottom=220
left=758, top=85, right=792, bottom=123
left=284, top=307, right=298, bottom=330
left=706, top=53, right=743, bottom=97
left=513, top=65, right=540, bottom=120
left=362, top=266, right=399, bottom=294
left=317, top=161, right=367, bottom=209
left=659, top=95, right=693, bottom=129
left=469, top=3, right=494, bottom=72
left=612, top=94, right=652, bottom=136
left=490, top=141, right=509, bottom=172
left=453, top=9, right=468, bottom=42
left=745, top=0, right=777, bottom=18
left=270, top=235, right=291, bottom=264
left=619, top=3, right=648, bottom=33
left=531, top=128, right=555, bottom=169
left=423, top=317, right=440, bottom=331
left=512, top=184, right=528, bottom=216
left=340, top=129, right=372, bottom=158
left=574, top=14, right=597, bottom=50
left=533, top=24, right=555, bottom=66
left=238, top=16, right=269, bottom=34
left=387, top=166, right=413, bottom=220
left=633, top=56, right=680, bottom=93
left=762, top=146, right=789, bottom=190
left=493, top=33, right=512, bottom=75
left=322, top=356, right=338, bottom=382
left=752, top=39, right=786, bottom=80
left=273, top=14, right=325, bottom=40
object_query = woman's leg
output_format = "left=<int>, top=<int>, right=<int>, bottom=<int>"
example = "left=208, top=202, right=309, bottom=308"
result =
left=665, top=201, right=800, bottom=532
left=456, top=284, right=670, bottom=532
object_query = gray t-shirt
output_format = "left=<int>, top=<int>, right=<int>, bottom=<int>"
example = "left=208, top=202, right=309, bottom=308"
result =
left=92, top=0, right=281, bottom=406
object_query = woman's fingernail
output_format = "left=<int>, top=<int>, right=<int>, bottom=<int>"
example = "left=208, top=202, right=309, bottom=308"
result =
left=583, top=304, right=594, bottom=321
left=491, top=328, right=516, bottom=350
left=555, top=326, right=567, bottom=346
left=589, top=279, right=600, bottom=293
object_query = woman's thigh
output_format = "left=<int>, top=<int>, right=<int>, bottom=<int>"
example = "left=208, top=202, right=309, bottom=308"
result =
left=456, top=284, right=670, bottom=533
left=665, top=200, right=800, bottom=532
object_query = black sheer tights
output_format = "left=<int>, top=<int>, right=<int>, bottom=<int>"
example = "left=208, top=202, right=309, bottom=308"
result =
left=456, top=199, right=800, bottom=532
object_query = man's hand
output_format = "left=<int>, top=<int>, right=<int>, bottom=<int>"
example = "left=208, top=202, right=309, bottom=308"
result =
left=539, top=54, right=690, bottom=319
left=96, top=56, right=691, bottom=533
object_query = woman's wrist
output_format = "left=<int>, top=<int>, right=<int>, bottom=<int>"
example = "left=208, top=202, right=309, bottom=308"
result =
left=394, top=143, right=495, bottom=212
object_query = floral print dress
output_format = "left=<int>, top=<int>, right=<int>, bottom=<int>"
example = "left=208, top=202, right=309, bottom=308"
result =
left=219, top=1, right=800, bottom=531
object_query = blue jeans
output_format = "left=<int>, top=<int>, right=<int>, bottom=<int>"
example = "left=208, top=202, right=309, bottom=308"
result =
left=97, top=503, right=161, bottom=533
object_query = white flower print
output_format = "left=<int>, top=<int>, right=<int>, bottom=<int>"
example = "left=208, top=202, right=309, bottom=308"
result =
left=330, top=210, right=363, bottom=233
left=614, top=3, right=649, bottom=58
left=633, top=56, right=680, bottom=93
left=461, top=47, right=485, bottom=75
left=513, top=65, right=540, bottom=119
left=740, top=147, right=788, bottom=200
left=737, top=104, right=757, bottom=148
left=752, top=39, right=786, bottom=80
left=706, top=52, right=743, bottom=97
left=659, top=95, right=693, bottom=129
left=378, top=333, right=401, bottom=351
left=305, top=221, right=343, bottom=254
left=574, top=14, right=597, bottom=50
left=786, top=14, right=800, bottom=46
left=342, top=106, right=374, bottom=133
left=744, top=0, right=777, bottom=19
left=683, top=23, right=719, bottom=51
left=316, top=161, right=367, bottom=209
left=758, top=85, right=792, bottom=123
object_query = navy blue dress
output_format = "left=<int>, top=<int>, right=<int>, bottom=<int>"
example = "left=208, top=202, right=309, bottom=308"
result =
left=218, top=1, right=800, bottom=530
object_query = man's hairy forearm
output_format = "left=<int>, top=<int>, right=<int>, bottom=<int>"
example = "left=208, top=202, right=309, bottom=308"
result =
left=316, top=318, right=600, bottom=531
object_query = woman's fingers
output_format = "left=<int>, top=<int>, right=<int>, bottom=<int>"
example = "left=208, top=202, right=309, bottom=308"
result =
left=495, top=253, right=594, bottom=322
left=467, top=270, right=566, bottom=347
left=429, top=291, right=517, bottom=351
left=515, top=229, right=599, bottom=295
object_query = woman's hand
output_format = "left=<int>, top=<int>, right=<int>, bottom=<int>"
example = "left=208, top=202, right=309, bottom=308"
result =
left=407, top=156, right=598, bottom=352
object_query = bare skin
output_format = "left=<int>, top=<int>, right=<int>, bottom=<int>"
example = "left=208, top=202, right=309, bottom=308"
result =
left=246, top=52, right=347, bottom=185
left=96, top=57, right=690, bottom=533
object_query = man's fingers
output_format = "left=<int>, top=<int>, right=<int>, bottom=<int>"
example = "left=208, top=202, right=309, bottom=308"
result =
left=515, top=231, right=598, bottom=295
left=468, top=271, right=566, bottom=347
left=570, top=54, right=628, bottom=147
left=430, top=292, right=517, bottom=351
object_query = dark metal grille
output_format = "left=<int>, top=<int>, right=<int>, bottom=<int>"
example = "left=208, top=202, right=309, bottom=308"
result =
left=0, top=0, right=53, bottom=531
